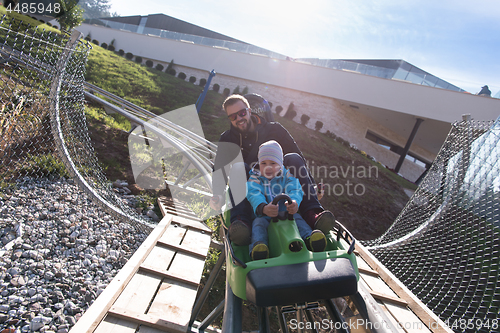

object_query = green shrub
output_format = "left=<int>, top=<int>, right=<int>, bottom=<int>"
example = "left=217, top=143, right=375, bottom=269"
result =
left=108, top=44, right=115, bottom=52
left=125, top=52, right=133, bottom=60
left=199, top=78, right=207, bottom=86
left=178, top=72, right=187, bottom=80
left=189, top=76, right=196, bottom=83
left=233, top=86, right=240, bottom=94
left=92, top=39, right=99, bottom=45
left=326, top=130, right=336, bottom=139
left=101, top=42, right=108, bottom=49
left=212, top=83, right=220, bottom=92
left=242, top=86, right=249, bottom=94
left=167, top=68, right=176, bottom=76
left=336, top=136, right=350, bottom=146
left=300, top=114, right=310, bottom=126
left=166, top=59, right=174, bottom=72
left=22, top=153, right=69, bottom=178
left=285, top=109, right=297, bottom=120
left=155, top=63, right=164, bottom=71
left=135, top=56, right=142, bottom=64
left=275, top=105, right=283, bottom=115
left=315, top=120, right=324, bottom=131
left=118, top=49, right=125, bottom=56
left=146, top=60, right=153, bottom=68
left=223, top=88, right=230, bottom=97
left=284, top=102, right=296, bottom=120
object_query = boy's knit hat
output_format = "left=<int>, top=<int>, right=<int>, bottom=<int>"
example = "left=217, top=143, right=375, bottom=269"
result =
left=258, top=140, right=283, bottom=169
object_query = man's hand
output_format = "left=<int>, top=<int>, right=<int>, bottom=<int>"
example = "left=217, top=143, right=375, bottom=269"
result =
left=285, top=200, right=298, bottom=215
left=263, top=202, right=279, bottom=217
left=209, top=195, right=223, bottom=211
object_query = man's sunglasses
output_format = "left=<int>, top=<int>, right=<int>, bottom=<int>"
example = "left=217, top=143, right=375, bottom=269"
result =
left=227, top=108, right=249, bottom=121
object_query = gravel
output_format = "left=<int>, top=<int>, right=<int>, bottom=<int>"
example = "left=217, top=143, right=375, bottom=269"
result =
left=0, top=177, right=156, bottom=332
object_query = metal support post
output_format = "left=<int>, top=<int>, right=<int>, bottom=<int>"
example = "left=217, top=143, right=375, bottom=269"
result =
left=394, top=118, right=424, bottom=173
left=196, top=69, right=216, bottom=113
left=258, top=307, right=270, bottom=333
left=221, top=281, right=242, bottom=332
left=197, top=300, right=225, bottom=333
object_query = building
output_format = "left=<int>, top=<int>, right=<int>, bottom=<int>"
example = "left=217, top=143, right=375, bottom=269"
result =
left=76, top=14, right=500, bottom=182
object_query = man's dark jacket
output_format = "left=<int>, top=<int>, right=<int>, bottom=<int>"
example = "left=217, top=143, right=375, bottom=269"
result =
left=212, top=114, right=304, bottom=196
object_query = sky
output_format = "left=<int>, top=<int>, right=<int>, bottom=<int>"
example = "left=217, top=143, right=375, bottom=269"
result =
left=107, top=0, right=500, bottom=96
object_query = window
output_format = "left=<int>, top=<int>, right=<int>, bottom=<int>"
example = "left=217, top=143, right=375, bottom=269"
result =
left=365, top=131, right=399, bottom=153
left=366, top=131, right=430, bottom=168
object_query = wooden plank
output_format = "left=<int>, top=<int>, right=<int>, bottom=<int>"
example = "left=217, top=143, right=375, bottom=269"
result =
left=374, top=300, right=407, bottom=333
left=69, top=216, right=173, bottom=333
left=139, top=263, right=200, bottom=287
left=180, top=227, right=212, bottom=253
left=142, top=228, right=211, bottom=331
left=141, top=243, right=177, bottom=270
left=71, top=197, right=213, bottom=333
left=157, top=197, right=203, bottom=222
left=370, top=290, right=409, bottom=307
left=356, top=243, right=453, bottom=333
left=156, top=240, right=208, bottom=259
left=112, top=271, right=163, bottom=312
left=361, top=273, right=400, bottom=299
left=108, top=306, right=186, bottom=333
left=166, top=205, right=198, bottom=216
left=359, top=266, right=380, bottom=277
left=93, top=314, right=138, bottom=333
left=157, top=197, right=174, bottom=217
left=168, top=252, right=206, bottom=281
left=385, top=303, right=432, bottom=333
left=355, top=254, right=373, bottom=271
left=158, top=224, right=188, bottom=246
left=147, top=279, right=199, bottom=331
left=171, top=217, right=212, bottom=233
left=166, top=208, right=201, bottom=221
left=356, top=254, right=380, bottom=277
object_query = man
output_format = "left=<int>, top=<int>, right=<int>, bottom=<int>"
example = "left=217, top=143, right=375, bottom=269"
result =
left=210, top=94, right=335, bottom=245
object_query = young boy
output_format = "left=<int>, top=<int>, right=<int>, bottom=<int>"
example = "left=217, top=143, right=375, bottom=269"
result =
left=246, top=140, right=327, bottom=260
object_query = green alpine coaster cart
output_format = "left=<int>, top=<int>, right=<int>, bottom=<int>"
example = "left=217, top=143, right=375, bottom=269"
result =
left=222, top=193, right=360, bottom=309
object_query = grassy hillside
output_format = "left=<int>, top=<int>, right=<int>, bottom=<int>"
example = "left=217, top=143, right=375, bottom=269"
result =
left=83, top=44, right=417, bottom=240
left=85, top=46, right=224, bottom=116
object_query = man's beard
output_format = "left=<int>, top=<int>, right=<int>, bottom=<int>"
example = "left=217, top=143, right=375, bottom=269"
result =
left=234, top=117, right=252, bottom=133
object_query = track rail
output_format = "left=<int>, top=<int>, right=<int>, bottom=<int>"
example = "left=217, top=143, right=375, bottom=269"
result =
left=83, top=82, right=216, bottom=197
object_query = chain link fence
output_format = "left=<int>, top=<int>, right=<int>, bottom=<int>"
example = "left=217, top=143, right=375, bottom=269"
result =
left=364, top=117, right=500, bottom=332
left=0, top=15, right=154, bottom=332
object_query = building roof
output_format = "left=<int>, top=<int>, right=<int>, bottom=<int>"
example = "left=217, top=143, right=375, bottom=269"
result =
left=91, top=13, right=247, bottom=44
left=296, top=58, right=465, bottom=92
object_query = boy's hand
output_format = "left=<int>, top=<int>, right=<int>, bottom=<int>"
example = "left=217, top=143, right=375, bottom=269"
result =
left=285, top=200, right=298, bottom=215
left=263, top=202, right=279, bottom=217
